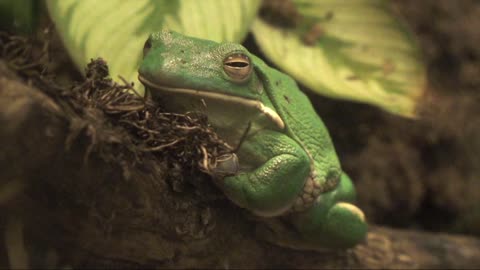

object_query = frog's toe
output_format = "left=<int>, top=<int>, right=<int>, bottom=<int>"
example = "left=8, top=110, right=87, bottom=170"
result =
left=335, top=202, right=366, bottom=222
left=323, top=202, right=367, bottom=248
left=209, top=153, right=239, bottom=178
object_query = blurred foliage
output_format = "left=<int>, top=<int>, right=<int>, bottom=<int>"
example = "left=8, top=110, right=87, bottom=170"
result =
left=253, top=0, right=426, bottom=117
left=3, top=0, right=426, bottom=117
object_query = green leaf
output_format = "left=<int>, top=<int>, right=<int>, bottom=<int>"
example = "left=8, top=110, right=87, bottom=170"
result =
left=46, top=0, right=261, bottom=96
left=252, top=0, right=426, bottom=117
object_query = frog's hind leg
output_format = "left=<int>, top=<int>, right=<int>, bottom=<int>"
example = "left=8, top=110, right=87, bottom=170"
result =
left=290, top=172, right=368, bottom=249
left=220, top=130, right=312, bottom=217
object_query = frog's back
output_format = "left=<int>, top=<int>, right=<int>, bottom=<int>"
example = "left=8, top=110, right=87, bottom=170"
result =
left=254, top=59, right=342, bottom=183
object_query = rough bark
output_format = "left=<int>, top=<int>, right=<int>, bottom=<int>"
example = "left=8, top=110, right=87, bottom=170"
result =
left=1, top=62, right=480, bottom=269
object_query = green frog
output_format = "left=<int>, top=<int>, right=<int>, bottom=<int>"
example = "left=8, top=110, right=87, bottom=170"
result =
left=138, top=30, right=367, bottom=249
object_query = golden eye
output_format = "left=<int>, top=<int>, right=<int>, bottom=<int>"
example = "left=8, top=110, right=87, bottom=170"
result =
left=223, top=53, right=252, bottom=82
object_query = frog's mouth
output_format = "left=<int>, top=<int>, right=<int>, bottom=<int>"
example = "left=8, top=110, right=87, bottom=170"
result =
left=138, top=75, right=285, bottom=129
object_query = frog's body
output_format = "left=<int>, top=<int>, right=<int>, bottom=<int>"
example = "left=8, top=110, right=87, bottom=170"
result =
left=139, top=30, right=367, bottom=248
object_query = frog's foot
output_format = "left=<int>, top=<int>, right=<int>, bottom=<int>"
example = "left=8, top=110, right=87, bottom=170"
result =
left=294, top=201, right=367, bottom=249
left=257, top=202, right=366, bottom=251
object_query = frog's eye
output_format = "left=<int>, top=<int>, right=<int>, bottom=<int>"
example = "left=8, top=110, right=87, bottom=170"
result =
left=143, top=38, right=152, bottom=57
left=223, top=53, right=252, bottom=83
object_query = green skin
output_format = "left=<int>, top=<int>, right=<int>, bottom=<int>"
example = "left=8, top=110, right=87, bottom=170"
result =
left=138, top=30, right=367, bottom=248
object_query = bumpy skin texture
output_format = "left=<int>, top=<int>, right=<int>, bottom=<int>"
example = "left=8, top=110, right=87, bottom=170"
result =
left=138, top=30, right=367, bottom=248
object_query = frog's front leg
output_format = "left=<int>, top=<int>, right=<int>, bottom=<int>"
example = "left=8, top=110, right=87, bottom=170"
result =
left=217, top=130, right=311, bottom=217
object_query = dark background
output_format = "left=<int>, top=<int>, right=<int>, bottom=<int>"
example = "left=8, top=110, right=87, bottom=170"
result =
left=315, top=0, right=480, bottom=235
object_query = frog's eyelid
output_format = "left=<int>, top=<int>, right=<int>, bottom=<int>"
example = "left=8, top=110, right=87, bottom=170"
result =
left=223, top=49, right=249, bottom=58
left=224, top=55, right=250, bottom=68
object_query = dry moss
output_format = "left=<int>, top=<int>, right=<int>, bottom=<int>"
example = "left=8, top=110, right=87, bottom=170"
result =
left=0, top=30, right=232, bottom=184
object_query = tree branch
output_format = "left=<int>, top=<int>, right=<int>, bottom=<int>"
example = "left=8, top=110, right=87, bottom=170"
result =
left=1, top=62, right=480, bottom=269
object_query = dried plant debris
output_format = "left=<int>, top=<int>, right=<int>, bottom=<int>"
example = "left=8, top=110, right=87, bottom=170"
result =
left=0, top=31, right=49, bottom=74
left=0, top=30, right=233, bottom=181
left=70, top=59, right=233, bottom=174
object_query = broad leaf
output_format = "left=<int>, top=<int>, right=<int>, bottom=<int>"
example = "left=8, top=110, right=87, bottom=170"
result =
left=47, top=0, right=261, bottom=95
left=252, top=0, right=426, bottom=117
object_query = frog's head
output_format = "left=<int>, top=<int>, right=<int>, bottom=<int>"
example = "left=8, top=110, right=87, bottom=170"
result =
left=138, top=30, right=284, bottom=129
left=139, top=30, right=262, bottom=99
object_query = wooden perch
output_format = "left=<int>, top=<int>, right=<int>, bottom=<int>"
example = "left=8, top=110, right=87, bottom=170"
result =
left=1, top=62, right=480, bottom=269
